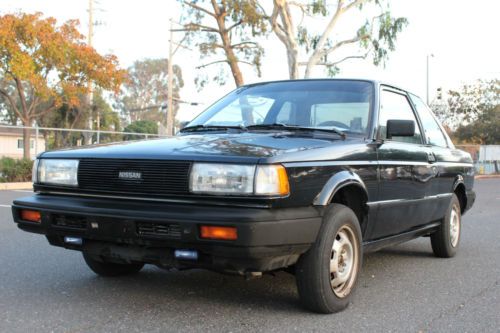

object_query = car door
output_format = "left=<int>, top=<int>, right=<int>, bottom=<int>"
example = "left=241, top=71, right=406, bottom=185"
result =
left=370, top=87, right=436, bottom=239
left=409, top=94, right=458, bottom=220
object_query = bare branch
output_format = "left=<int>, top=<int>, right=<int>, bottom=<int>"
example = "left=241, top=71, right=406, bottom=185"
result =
left=33, top=104, right=57, bottom=118
left=324, top=35, right=362, bottom=56
left=178, top=23, right=219, bottom=33
left=226, top=20, right=243, bottom=32
left=196, top=60, right=228, bottom=69
left=270, top=3, right=288, bottom=43
left=210, top=0, right=221, bottom=16
left=0, top=88, right=23, bottom=120
left=237, top=60, right=254, bottom=66
left=14, top=78, right=29, bottom=117
left=231, top=41, right=258, bottom=49
left=304, top=0, right=371, bottom=77
left=173, top=34, right=189, bottom=55
left=27, top=94, right=40, bottom=114
left=183, top=1, right=215, bottom=18
left=200, top=42, right=225, bottom=49
left=196, top=59, right=254, bottom=69
left=317, top=51, right=371, bottom=67
left=344, top=0, right=368, bottom=12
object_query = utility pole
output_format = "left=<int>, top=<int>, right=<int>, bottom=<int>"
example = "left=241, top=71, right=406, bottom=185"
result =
left=85, top=0, right=95, bottom=144
left=166, top=19, right=174, bottom=136
left=426, top=53, right=434, bottom=105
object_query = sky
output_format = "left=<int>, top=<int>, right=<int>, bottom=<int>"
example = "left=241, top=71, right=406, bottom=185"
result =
left=2, top=0, right=499, bottom=121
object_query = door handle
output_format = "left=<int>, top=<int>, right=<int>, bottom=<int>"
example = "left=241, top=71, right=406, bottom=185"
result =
left=427, top=152, right=436, bottom=163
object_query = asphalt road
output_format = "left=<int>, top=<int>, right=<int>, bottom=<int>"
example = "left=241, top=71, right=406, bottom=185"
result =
left=0, top=180, right=499, bottom=333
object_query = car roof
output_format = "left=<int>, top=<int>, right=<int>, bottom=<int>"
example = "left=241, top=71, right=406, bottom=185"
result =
left=241, top=78, right=419, bottom=98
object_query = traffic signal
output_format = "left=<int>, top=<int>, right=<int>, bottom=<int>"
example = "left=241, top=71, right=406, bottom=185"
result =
left=437, top=87, right=443, bottom=100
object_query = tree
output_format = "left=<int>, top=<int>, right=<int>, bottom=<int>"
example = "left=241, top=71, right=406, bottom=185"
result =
left=444, top=79, right=500, bottom=144
left=116, top=58, right=183, bottom=127
left=266, top=0, right=408, bottom=78
left=0, top=12, right=126, bottom=158
left=178, top=1, right=267, bottom=87
left=453, top=106, right=500, bottom=144
left=123, top=120, right=158, bottom=141
left=40, top=90, right=121, bottom=149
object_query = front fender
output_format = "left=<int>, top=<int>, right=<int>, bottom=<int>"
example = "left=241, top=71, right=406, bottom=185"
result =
left=313, top=170, right=368, bottom=206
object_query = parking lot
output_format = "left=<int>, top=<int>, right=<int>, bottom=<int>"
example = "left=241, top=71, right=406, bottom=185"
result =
left=0, top=179, right=499, bottom=332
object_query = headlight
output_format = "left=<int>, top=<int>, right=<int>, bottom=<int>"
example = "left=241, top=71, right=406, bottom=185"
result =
left=190, top=163, right=255, bottom=194
left=37, top=159, right=79, bottom=186
left=190, top=163, right=289, bottom=196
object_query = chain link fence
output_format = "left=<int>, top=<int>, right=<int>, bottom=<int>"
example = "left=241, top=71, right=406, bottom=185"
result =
left=456, top=144, right=500, bottom=175
left=0, top=124, right=170, bottom=159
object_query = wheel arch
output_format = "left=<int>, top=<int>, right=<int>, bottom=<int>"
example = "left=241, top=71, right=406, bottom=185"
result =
left=313, top=171, right=369, bottom=235
left=453, top=175, right=467, bottom=214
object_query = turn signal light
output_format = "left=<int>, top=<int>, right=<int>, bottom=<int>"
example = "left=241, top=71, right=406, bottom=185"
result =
left=20, top=209, right=41, bottom=223
left=200, top=225, right=237, bottom=241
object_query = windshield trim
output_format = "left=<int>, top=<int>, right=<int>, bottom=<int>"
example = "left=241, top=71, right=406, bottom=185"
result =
left=185, top=80, right=375, bottom=138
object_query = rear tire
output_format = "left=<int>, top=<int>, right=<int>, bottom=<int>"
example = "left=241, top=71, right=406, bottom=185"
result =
left=431, top=194, right=461, bottom=258
left=296, top=204, right=362, bottom=314
left=83, top=252, right=144, bottom=277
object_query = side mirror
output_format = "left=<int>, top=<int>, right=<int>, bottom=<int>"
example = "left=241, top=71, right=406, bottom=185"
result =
left=386, top=119, right=415, bottom=139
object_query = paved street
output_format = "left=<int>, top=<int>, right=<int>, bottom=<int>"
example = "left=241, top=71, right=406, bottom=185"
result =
left=0, top=180, right=499, bottom=333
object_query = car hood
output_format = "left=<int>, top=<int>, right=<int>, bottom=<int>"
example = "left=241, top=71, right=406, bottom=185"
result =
left=40, top=132, right=351, bottom=163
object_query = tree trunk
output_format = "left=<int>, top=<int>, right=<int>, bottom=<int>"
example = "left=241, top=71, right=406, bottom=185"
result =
left=287, top=46, right=299, bottom=79
left=271, top=0, right=300, bottom=79
left=22, top=119, right=31, bottom=159
left=220, top=30, right=244, bottom=87
left=212, top=2, right=245, bottom=87
left=304, top=3, right=347, bottom=78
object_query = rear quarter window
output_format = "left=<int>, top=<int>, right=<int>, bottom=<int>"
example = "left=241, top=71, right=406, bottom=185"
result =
left=410, top=94, right=449, bottom=147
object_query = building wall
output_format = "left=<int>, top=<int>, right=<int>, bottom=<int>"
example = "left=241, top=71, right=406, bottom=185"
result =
left=479, top=145, right=500, bottom=162
left=0, top=135, right=46, bottom=159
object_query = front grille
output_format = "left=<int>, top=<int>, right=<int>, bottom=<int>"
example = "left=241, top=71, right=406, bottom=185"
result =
left=52, top=214, right=87, bottom=229
left=137, top=222, right=182, bottom=238
left=78, top=159, right=191, bottom=197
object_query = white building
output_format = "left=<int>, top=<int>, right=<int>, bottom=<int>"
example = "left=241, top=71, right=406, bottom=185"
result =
left=0, top=126, right=46, bottom=160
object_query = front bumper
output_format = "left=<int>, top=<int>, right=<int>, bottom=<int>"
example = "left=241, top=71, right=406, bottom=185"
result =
left=12, top=194, right=323, bottom=273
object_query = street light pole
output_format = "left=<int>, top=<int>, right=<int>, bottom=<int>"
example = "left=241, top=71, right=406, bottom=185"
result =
left=166, top=19, right=174, bottom=136
left=426, top=53, right=434, bottom=105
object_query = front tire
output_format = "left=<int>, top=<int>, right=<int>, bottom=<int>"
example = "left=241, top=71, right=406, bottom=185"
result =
left=431, top=194, right=461, bottom=258
left=296, top=204, right=362, bottom=313
left=83, top=252, right=144, bottom=277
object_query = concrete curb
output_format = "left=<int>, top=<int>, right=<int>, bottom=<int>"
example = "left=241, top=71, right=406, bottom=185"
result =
left=0, top=182, right=32, bottom=190
left=475, top=174, right=500, bottom=179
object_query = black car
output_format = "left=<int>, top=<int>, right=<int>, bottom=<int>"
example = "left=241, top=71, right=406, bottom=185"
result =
left=12, top=79, right=475, bottom=313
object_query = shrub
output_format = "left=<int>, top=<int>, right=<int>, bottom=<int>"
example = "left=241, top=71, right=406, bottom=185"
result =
left=123, top=120, right=158, bottom=140
left=0, top=157, right=33, bottom=182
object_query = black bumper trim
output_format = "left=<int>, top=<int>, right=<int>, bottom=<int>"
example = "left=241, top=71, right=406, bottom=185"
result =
left=12, top=194, right=323, bottom=271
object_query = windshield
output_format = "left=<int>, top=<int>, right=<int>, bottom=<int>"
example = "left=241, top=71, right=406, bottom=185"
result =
left=188, top=80, right=374, bottom=135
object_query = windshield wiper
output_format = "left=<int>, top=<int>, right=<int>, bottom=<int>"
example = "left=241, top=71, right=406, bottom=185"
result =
left=179, top=124, right=247, bottom=133
left=246, top=123, right=346, bottom=139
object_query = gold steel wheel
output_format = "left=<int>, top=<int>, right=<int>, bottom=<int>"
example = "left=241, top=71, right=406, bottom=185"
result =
left=449, top=204, right=460, bottom=248
left=330, top=225, right=359, bottom=298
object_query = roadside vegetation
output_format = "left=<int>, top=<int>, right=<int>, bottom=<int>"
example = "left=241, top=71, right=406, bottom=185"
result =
left=0, top=157, right=33, bottom=182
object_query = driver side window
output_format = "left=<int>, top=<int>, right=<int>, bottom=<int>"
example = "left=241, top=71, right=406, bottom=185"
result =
left=379, top=90, right=422, bottom=144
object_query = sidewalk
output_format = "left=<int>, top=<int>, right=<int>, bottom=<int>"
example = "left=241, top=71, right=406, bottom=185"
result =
left=475, top=174, right=500, bottom=180
left=0, top=182, right=32, bottom=190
